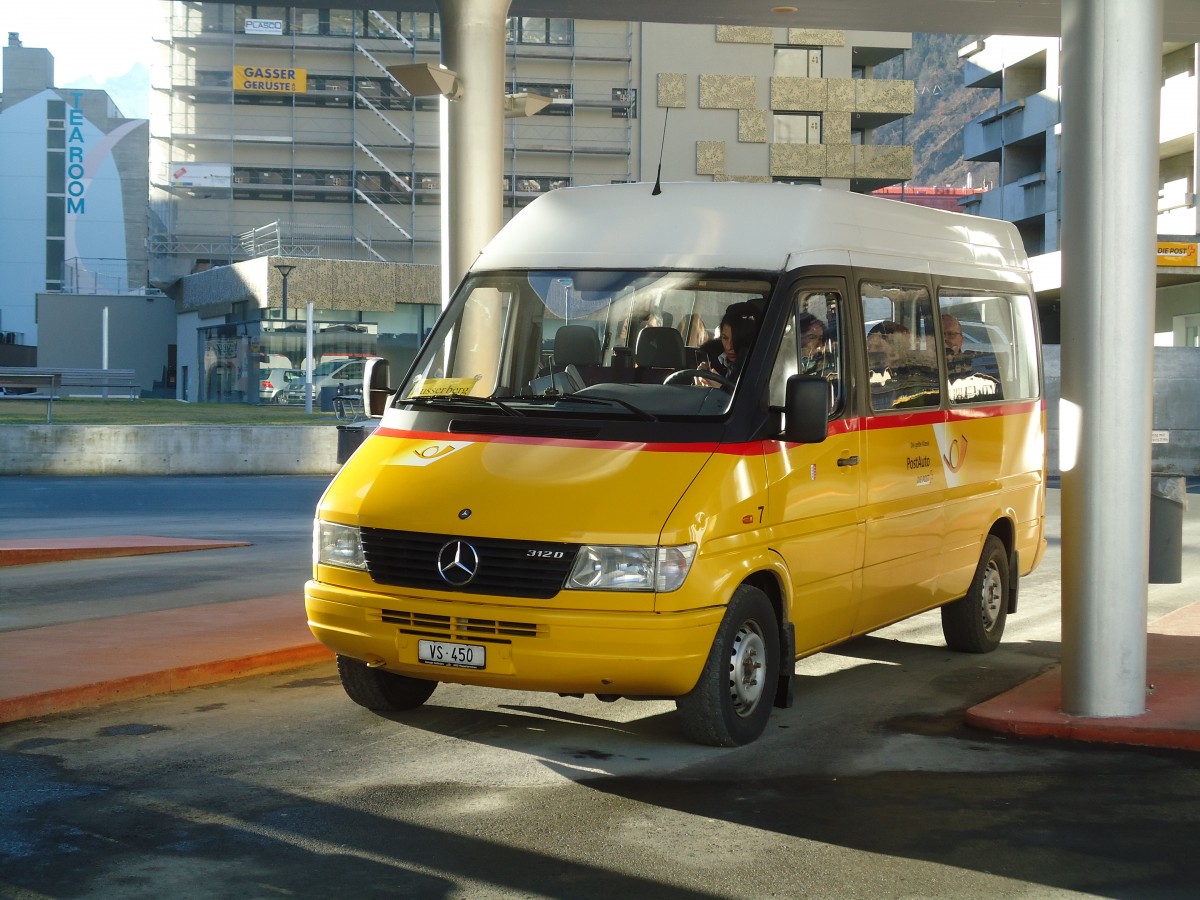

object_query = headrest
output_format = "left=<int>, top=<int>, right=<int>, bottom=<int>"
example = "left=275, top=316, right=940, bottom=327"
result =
left=553, top=325, right=601, bottom=367
left=635, top=326, right=686, bottom=369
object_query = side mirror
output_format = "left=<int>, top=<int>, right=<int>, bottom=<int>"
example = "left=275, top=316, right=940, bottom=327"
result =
left=782, top=375, right=829, bottom=444
left=363, top=357, right=393, bottom=418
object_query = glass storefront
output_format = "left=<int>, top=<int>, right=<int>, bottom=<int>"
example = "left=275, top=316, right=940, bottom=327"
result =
left=198, top=303, right=438, bottom=404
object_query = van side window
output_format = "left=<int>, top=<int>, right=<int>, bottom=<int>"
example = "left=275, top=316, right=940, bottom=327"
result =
left=861, top=282, right=940, bottom=411
left=938, top=289, right=1040, bottom=403
left=768, top=289, right=842, bottom=413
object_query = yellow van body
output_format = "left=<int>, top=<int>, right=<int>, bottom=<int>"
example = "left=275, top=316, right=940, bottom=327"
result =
left=305, top=182, right=1046, bottom=745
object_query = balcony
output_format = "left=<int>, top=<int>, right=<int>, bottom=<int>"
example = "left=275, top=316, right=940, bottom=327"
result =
left=963, top=93, right=1059, bottom=162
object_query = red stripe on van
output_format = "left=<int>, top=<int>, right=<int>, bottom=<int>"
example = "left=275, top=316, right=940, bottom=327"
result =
left=372, top=426, right=721, bottom=454
left=374, top=399, right=1042, bottom=455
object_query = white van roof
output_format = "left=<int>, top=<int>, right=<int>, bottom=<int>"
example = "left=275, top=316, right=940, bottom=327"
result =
left=474, top=181, right=1030, bottom=281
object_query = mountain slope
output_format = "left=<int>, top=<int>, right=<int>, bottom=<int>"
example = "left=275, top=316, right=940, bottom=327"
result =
left=875, top=33, right=1000, bottom=188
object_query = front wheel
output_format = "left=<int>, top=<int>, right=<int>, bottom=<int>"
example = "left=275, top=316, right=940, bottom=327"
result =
left=676, top=585, right=779, bottom=746
left=337, top=655, right=437, bottom=711
left=941, top=535, right=1009, bottom=653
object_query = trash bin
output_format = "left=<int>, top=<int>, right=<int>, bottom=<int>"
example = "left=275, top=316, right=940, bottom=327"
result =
left=336, top=423, right=369, bottom=464
left=1149, top=473, right=1187, bottom=584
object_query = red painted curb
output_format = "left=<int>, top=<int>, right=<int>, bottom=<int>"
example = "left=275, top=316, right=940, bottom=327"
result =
left=0, top=644, right=333, bottom=725
left=0, top=536, right=251, bottom=567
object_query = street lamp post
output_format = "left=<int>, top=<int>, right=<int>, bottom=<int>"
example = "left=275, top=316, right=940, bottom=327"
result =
left=274, top=263, right=295, bottom=322
left=304, top=300, right=314, bottom=416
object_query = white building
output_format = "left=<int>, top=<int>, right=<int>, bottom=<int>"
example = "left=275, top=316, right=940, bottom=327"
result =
left=0, top=33, right=150, bottom=355
left=960, top=35, right=1200, bottom=346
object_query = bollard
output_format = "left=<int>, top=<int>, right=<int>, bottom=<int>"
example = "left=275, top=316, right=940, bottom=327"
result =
left=1149, top=473, right=1187, bottom=584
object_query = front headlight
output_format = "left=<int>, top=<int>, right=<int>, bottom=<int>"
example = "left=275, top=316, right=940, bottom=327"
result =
left=567, top=544, right=696, bottom=592
left=315, top=520, right=367, bottom=570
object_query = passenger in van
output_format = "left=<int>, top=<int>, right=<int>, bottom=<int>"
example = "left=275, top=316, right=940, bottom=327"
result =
left=679, top=313, right=710, bottom=347
left=628, top=312, right=667, bottom=357
left=797, top=313, right=835, bottom=377
left=615, top=311, right=660, bottom=347
left=696, top=300, right=763, bottom=387
left=867, top=320, right=908, bottom=409
left=943, top=313, right=1002, bottom=402
left=942, top=314, right=972, bottom=381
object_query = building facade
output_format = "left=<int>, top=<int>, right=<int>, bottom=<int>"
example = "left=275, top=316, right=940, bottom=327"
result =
left=150, top=4, right=915, bottom=401
left=0, top=33, right=150, bottom=356
left=959, top=35, right=1200, bottom=346
left=641, top=24, right=913, bottom=191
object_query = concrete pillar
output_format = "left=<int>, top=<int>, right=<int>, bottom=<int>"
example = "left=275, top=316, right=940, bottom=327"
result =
left=1059, top=0, right=1163, bottom=716
left=437, top=0, right=512, bottom=297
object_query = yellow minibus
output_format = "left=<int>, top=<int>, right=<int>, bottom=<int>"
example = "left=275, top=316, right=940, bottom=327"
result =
left=306, top=182, right=1046, bottom=745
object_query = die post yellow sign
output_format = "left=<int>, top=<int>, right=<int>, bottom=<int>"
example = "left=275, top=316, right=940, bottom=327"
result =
left=1157, top=241, right=1198, bottom=267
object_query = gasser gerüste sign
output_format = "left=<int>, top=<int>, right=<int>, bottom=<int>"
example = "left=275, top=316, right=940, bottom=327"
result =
left=234, top=65, right=307, bottom=94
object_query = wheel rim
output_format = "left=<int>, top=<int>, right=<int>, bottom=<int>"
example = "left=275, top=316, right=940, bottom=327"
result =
left=979, top=560, right=1004, bottom=632
left=727, top=619, right=767, bottom=717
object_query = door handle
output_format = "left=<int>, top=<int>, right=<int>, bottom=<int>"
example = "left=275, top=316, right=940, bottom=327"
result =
left=837, top=455, right=860, bottom=467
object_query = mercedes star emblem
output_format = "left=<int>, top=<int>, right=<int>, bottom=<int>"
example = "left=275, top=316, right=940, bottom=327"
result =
left=437, top=540, right=480, bottom=586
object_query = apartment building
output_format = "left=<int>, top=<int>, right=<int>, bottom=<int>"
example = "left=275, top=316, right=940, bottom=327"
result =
left=640, top=24, right=913, bottom=191
left=150, top=4, right=915, bottom=400
left=959, top=35, right=1200, bottom=345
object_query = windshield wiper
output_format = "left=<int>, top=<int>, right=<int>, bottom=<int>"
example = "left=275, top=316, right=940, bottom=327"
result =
left=547, top=393, right=658, bottom=421
left=403, top=394, right=523, bottom=417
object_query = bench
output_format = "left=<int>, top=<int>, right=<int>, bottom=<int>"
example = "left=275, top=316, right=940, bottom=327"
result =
left=0, top=372, right=61, bottom=423
left=0, top=367, right=140, bottom=399
left=0, top=367, right=141, bottom=423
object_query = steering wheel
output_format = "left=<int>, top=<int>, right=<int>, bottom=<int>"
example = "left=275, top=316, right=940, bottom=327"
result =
left=663, top=368, right=735, bottom=389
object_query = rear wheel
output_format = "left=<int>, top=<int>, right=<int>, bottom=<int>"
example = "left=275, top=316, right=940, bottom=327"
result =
left=676, top=585, right=779, bottom=746
left=941, top=535, right=1009, bottom=653
left=337, top=655, right=437, bottom=711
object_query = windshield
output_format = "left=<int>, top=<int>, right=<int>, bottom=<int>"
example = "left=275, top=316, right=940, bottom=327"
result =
left=399, top=270, right=774, bottom=419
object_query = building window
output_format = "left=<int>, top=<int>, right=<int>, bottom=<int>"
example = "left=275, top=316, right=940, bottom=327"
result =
left=509, top=82, right=571, bottom=116
left=773, top=113, right=822, bottom=144
left=45, top=239, right=65, bottom=286
left=507, top=17, right=573, bottom=46
left=46, top=151, right=65, bottom=193
left=402, top=11, right=441, bottom=41
left=46, top=197, right=65, bottom=238
left=775, top=48, right=822, bottom=78
left=612, top=87, right=637, bottom=119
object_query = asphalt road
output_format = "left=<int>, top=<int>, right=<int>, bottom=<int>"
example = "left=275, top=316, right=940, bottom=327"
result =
left=2, top=478, right=1199, bottom=898
left=0, top=476, right=329, bottom=630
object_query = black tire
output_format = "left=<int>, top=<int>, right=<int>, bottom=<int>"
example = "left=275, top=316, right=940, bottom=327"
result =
left=337, top=655, right=437, bottom=711
left=941, top=535, right=1009, bottom=653
left=676, top=585, right=779, bottom=746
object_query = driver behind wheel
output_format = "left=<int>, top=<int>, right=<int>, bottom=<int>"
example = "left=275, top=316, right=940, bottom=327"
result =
left=695, top=300, right=763, bottom=388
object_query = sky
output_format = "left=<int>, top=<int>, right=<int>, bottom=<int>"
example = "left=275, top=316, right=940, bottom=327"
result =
left=3, top=0, right=157, bottom=119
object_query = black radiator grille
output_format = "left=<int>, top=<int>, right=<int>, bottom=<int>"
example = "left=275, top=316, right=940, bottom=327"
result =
left=380, top=609, right=541, bottom=642
left=360, top=527, right=579, bottom=599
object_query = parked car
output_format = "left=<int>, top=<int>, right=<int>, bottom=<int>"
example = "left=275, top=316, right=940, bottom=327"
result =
left=259, top=367, right=303, bottom=404
left=282, top=358, right=367, bottom=404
